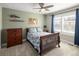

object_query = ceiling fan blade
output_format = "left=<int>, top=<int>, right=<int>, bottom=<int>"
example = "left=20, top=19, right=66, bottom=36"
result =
left=44, top=5, right=54, bottom=8
left=33, top=8, right=41, bottom=9
left=39, top=3, right=44, bottom=8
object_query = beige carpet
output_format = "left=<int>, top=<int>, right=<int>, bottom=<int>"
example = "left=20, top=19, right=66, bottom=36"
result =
left=0, top=41, right=79, bottom=56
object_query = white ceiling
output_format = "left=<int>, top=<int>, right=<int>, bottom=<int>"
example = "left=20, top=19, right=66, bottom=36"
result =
left=0, top=3, right=79, bottom=14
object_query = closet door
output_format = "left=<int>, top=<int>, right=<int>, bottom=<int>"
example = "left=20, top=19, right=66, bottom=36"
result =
left=15, top=29, right=22, bottom=44
left=7, top=29, right=16, bottom=47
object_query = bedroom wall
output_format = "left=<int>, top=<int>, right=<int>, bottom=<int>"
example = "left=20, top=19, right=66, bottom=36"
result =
left=2, top=8, right=45, bottom=29
left=45, top=11, right=76, bottom=45
left=0, top=6, right=2, bottom=48
left=1, top=7, right=45, bottom=47
left=44, top=15, right=52, bottom=33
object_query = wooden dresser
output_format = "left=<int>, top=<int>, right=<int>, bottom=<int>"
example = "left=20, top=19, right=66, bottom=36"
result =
left=7, top=28, right=22, bottom=47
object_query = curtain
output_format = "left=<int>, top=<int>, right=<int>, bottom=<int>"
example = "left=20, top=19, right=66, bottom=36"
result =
left=74, top=9, right=79, bottom=45
left=51, top=15, right=54, bottom=33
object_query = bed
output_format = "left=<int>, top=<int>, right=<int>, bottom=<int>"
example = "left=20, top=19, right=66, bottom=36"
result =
left=26, top=27, right=60, bottom=55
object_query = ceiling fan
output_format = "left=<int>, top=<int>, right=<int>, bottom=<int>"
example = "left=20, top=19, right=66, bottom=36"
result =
left=33, top=3, right=54, bottom=12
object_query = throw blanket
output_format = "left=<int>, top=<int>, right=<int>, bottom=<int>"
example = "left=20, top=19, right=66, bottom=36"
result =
left=27, top=32, right=40, bottom=53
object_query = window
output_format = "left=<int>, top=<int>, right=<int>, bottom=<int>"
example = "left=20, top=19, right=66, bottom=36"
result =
left=54, top=14, right=75, bottom=34
left=54, top=17, right=62, bottom=32
left=62, top=15, right=75, bottom=33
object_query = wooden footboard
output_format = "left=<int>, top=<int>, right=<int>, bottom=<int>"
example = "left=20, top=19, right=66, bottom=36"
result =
left=40, top=32, right=60, bottom=55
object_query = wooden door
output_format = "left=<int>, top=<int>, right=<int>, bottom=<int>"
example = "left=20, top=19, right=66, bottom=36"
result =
left=7, top=29, right=16, bottom=47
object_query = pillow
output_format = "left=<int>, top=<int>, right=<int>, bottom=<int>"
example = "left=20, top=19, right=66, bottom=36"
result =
left=37, top=27, right=42, bottom=32
left=29, top=27, right=37, bottom=33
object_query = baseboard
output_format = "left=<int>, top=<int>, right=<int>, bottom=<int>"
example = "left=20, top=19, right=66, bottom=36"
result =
left=22, top=39, right=26, bottom=42
left=1, top=39, right=26, bottom=48
left=2, top=43, right=7, bottom=48
left=74, top=45, right=79, bottom=47
left=61, top=39, right=74, bottom=46
left=61, top=39, right=79, bottom=48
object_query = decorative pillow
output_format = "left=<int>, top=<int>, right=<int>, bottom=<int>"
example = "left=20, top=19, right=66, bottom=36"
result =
left=37, top=27, right=42, bottom=32
left=29, top=27, right=37, bottom=33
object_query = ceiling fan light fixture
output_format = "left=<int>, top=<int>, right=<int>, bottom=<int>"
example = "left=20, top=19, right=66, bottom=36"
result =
left=33, top=3, right=54, bottom=12
left=39, top=9, right=45, bottom=12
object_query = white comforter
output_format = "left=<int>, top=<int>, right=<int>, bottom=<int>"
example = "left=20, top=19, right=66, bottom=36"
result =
left=39, top=32, right=51, bottom=36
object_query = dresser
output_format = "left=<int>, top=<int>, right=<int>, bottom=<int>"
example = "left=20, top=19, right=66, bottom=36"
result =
left=7, top=28, right=22, bottom=47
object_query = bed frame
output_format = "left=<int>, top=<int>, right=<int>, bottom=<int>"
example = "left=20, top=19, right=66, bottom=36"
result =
left=26, top=29, right=60, bottom=56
